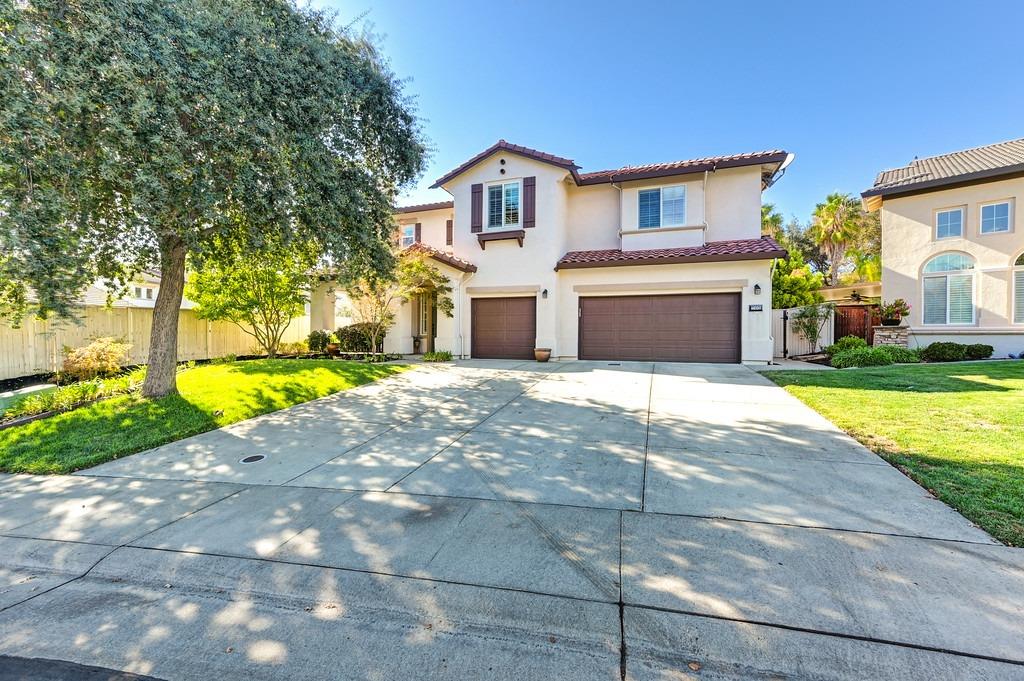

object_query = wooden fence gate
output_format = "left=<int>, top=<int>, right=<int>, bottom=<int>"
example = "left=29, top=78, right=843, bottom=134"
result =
left=834, top=305, right=877, bottom=345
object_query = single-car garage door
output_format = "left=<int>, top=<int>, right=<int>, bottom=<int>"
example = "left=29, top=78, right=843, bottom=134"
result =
left=579, top=293, right=740, bottom=363
left=471, top=297, right=536, bottom=359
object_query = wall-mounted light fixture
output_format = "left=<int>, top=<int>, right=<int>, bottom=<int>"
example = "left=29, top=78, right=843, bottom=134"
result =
left=753, top=284, right=762, bottom=295
left=541, top=289, right=548, bottom=299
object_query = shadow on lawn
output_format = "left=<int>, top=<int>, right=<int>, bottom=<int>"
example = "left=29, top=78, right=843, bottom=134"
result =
left=767, top=361, right=1023, bottom=394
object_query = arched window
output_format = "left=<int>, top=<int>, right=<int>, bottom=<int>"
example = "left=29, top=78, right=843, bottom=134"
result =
left=922, top=253, right=975, bottom=325
left=1014, top=253, right=1024, bottom=324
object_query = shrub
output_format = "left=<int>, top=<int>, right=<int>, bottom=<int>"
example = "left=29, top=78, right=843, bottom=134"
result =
left=336, top=323, right=374, bottom=353
left=824, top=335, right=867, bottom=357
left=920, top=342, right=968, bottom=363
left=831, top=347, right=893, bottom=369
left=3, top=367, right=146, bottom=421
left=278, top=340, right=309, bottom=355
left=60, top=337, right=131, bottom=382
left=307, top=329, right=335, bottom=353
left=422, top=350, right=452, bottom=362
left=876, top=345, right=920, bottom=364
left=965, top=343, right=994, bottom=360
left=211, top=354, right=237, bottom=364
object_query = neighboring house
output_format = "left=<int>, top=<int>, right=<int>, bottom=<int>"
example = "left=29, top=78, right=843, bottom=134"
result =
left=320, top=140, right=792, bottom=363
left=862, top=138, right=1024, bottom=356
left=80, top=272, right=196, bottom=310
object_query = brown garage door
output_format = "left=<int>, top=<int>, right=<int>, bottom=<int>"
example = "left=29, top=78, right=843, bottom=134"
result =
left=579, top=293, right=740, bottom=363
left=471, top=297, right=536, bottom=359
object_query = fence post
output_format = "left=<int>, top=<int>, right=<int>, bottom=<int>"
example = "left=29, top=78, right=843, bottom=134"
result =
left=782, top=309, right=789, bottom=358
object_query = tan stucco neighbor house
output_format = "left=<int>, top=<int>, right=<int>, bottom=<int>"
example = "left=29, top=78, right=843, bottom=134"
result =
left=315, top=140, right=792, bottom=364
left=862, top=138, right=1024, bottom=357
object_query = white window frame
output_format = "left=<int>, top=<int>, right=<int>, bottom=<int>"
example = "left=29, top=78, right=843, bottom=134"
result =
left=921, top=254, right=976, bottom=326
left=934, top=206, right=964, bottom=240
left=637, top=184, right=687, bottom=230
left=1013, top=253, right=1024, bottom=325
left=399, top=224, right=415, bottom=248
left=979, top=199, right=1013, bottom=235
left=485, top=180, right=521, bottom=230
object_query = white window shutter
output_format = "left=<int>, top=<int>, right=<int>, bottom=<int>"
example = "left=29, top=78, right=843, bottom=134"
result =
left=922, top=277, right=947, bottom=325
left=1014, top=271, right=1024, bottom=324
left=947, top=274, right=973, bottom=324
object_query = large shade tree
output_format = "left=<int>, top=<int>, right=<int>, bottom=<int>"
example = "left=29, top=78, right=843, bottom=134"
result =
left=0, top=0, right=425, bottom=396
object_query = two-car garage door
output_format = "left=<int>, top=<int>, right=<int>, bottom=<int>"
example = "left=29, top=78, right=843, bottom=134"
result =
left=579, top=293, right=741, bottom=363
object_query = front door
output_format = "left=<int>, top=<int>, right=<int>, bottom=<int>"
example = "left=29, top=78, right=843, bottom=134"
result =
left=413, top=294, right=435, bottom=354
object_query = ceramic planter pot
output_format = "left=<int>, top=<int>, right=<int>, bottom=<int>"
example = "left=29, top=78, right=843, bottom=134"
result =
left=881, top=318, right=901, bottom=327
left=534, top=348, right=552, bottom=362
left=326, top=342, right=340, bottom=356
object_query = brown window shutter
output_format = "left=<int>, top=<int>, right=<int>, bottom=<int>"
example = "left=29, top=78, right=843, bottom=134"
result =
left=523, top=176, right=536, bottom=228
left=414, top=222, right=422, bottom=243
left=471, top=183, right=483, bottom=233
left=446, top=219, right=453, bottom=245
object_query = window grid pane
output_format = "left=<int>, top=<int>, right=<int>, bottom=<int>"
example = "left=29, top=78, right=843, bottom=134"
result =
left=981, top=203, right=1010, bottom=233
left=936, top=209, right=962, bottom=239
left=661, top=185, right=686, bottom=226
left=639, top=189, right=660, bottom=229
left=504, top=183, right=519, bottom=226
left=487, top=186, right=503, bottom=228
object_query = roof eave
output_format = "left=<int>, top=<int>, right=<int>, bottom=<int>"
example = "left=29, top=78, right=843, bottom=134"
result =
left=576, top=152, right=790, bottom=187
left=554, top=249, right=787, bottom=271
left=430, top=144, right=579, bottom=189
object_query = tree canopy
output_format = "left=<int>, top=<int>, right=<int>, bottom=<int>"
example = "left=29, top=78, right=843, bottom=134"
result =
left=0, top=0, right=425, bottom=395
left=772, top=252, right=825, bottom=309
left=185, top=242, right=315, bottom=357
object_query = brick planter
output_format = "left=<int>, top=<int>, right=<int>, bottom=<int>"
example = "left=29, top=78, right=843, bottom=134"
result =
left=872, top=325, right=909, bottom=347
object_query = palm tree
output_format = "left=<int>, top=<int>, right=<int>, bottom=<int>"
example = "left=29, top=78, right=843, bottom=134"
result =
left=761, top=203, right=784, bottom=238
left=811, top=193, right=861, bottom=286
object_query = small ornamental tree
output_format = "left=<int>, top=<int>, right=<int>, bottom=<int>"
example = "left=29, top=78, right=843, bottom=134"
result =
left=185, top=243, right=315, bottom=357
left=347, top=251, right=454, bottom=355
left=791, top=303, right=835, bottom=353
left=772, top=252, right=825, bottom=309
left=0, top=0, right=425, bottom=396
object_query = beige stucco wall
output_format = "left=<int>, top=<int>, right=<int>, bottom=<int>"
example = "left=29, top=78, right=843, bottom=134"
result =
left=395, top=206, right=453, bottom=252
left=880, top=176, right=1024, bottom=356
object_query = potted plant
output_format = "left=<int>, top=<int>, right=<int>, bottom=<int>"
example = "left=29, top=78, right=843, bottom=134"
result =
left=879, top=299, right=910, bottom=326
left=534, top=347, right=552, bottom=362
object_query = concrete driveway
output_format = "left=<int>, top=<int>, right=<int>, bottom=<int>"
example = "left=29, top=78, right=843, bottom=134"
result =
left=0, top=360, right=1022, bottom=680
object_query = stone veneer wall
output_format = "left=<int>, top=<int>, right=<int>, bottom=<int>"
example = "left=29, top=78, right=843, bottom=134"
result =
left=873, top=326, right=909, bottom=347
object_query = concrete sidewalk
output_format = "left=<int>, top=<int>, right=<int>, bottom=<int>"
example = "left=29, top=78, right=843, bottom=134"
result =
left=0, top=360, right=1021, bottom=680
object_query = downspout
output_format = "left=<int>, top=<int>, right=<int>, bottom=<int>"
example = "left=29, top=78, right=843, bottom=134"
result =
left=702, top=164, right=717, bottom=246
left=611, top=181, right=623, bottom=237
left=457, top=269, right=475, bottom=358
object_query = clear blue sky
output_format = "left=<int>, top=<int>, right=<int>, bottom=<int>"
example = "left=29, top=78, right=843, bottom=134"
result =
left=321, top=0, right=1024, bottom=223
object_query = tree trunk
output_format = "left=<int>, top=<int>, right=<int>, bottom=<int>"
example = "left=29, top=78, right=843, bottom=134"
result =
left=142, top=236, right=188, bottom=398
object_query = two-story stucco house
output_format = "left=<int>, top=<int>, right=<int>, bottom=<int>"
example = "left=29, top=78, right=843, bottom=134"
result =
left=862, top=138, right=1024, bottom=357
left=316, top=140, right=791, bottom=364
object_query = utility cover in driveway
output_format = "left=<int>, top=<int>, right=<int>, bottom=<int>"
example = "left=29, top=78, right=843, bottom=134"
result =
left=471, top=297, right=536, bottom=359
left=579, top=293, right=740, bottom=362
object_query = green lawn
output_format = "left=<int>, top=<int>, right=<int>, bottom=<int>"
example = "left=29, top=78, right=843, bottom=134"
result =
left=0, top=359, right=407, bottom=475
left=765, top=361, right=1024, bottom=546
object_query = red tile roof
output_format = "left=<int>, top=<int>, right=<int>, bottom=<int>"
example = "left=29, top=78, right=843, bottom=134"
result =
left=394, top=200, right=453, bottom=214
left=554, top=237, right=786, bottom=270
left=405, top=242, right=477, bottom=273
left=429, top=141, right=791, bottom=190
left=576, top=150, right=790, bottom=186
left=431, top=140, right=579, bottom=188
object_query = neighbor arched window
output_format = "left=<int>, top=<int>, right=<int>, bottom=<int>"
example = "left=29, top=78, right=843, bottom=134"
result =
left=1014, top=253, right=1024, bottom=324
left=922, top=253, right=975, bottom=325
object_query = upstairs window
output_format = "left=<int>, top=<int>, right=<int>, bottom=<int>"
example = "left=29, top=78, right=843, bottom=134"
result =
left=935, top=208, right=963, bottom=239
left=980, top=201, right=1011, bottom=234
left=922, top=253, right=975, bottom=325
left=487, top=181, right=520, bottom=229
left=638, top=185, right=686, bottom=229
left=400, top=224, right=415, bottom=248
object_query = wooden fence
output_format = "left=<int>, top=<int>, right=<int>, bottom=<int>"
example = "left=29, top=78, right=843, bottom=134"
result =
left=771, top=306, right=835, bottom=358
left=0, top=307, right=311, bottom=380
